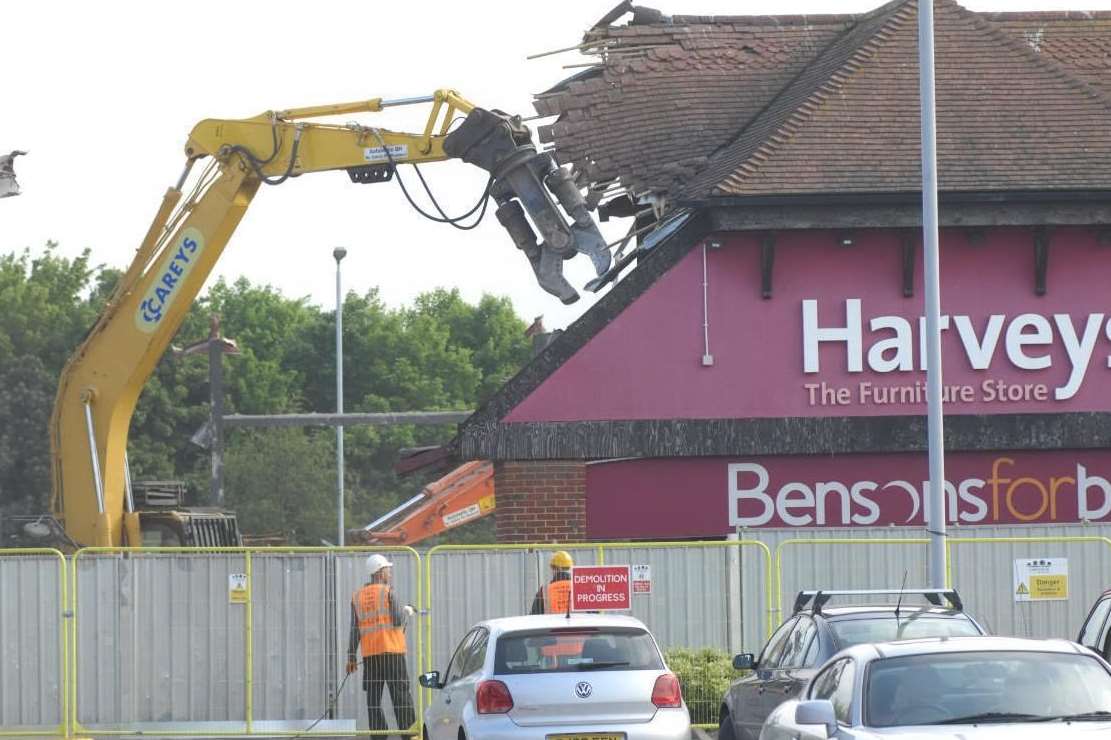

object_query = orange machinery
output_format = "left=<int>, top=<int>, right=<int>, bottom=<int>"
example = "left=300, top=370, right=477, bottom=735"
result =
left=350, top=460, right=494, bottom=546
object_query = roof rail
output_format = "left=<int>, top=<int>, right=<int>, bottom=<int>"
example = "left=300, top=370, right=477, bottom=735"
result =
left=792, top=588, right=964, bottom=615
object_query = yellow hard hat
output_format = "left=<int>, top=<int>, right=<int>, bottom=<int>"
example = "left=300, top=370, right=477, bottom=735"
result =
left=550, top=550, right=573, bottom=569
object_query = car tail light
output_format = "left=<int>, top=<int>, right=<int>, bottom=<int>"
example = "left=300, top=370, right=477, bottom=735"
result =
left=476, top=679, right=514, bottom=714
left=652, top=673, right=682, bottom=708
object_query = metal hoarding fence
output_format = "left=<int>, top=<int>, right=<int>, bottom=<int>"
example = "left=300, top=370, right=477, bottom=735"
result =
left=0, top=549, right=67, bottom=737
left=70, top=546, right=421, bottom=737
left=423, top=540, right=773, bottom=729
left=7, top=530, right=1111, bottom=737
left=946, top=535, right=1111, bottom=639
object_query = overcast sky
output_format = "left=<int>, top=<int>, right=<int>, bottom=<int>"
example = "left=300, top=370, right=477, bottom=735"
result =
left=4, top=0, right=1109, bottom=331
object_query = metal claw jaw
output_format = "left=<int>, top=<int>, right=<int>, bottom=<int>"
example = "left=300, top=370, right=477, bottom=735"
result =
left=442, top=109, right=610, bottom=303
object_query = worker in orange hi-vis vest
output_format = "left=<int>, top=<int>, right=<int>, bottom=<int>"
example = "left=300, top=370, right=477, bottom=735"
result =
left=530, top=550, right=574, bottom=614
left=346, top=554, right=415, bottom=734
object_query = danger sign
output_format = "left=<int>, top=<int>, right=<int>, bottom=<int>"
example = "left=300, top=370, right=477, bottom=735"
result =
left=1014, top=558, right=1068, bottom=602
left=571, top=565, right=631, bottom=611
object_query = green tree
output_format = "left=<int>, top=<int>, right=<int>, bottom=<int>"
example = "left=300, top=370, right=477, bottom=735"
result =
left=223, top=428, right=337, bottom=544
left=0, top=245, right=101, bottom=513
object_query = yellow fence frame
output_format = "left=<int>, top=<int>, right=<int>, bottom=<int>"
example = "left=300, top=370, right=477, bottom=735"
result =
left=945, top=535, right=1111, bottom=588
left=0, top=548, right=68, bottom=738
left=70, top=545, right=421, bottom=737
left=11, top=534, right=1111, bottom=738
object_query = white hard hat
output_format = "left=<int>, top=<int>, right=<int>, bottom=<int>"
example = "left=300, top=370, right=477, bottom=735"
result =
left=366, top=554, right=393, bottom=576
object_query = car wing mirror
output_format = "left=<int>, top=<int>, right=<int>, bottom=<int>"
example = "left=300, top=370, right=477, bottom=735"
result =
left=795, top=699, right=837, bottom=738
left=733, top=653, right=756, bottom=670
left=418, top=671, right=442, bottom=689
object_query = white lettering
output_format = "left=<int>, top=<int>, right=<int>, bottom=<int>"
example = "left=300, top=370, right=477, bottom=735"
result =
left=815, top=481, right=852, bottom=525
left=867, top=316, right=914, bottom=372
left=728, top=463, right=774, bottom=527
left=958, top=478, right=988, bottom=523
left=1054, top=313, right=1105, bottom=400
left=952, top=315, right=1005, bottom=370
left=917, top=315, right=951, bottom=371
left=776, top=483, right=815, bottom=526
left=1078, top=464, right=1111, bottom=520
left=849, top=482, right=881, bottom=525
left=803, top=299, right=862, bottom=373
left=1006, top=313, right=1053, bottom=370
left=883, top=480, right=921, bottom=522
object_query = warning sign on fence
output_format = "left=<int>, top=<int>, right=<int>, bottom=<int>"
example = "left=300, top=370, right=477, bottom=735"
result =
left=572, top=565, right=631, bottom=611
left=228, top=573, right=249, bottom=604
left=632, top=564, right=652, bottom=594
left=1014, top=558, right=1068, bottom=602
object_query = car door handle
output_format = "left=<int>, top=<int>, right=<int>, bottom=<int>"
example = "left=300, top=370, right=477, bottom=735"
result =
left=445, top=696, right=452, bottom=705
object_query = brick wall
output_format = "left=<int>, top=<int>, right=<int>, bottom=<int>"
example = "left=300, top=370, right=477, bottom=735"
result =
left=494, top=460, right=586, bottom=543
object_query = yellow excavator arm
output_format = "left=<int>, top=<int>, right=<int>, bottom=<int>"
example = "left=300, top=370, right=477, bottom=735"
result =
left=50, top=89, right=611, bottom=547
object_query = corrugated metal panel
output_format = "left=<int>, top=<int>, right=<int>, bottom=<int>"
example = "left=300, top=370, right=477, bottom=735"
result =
left=0, top=553, right=63, bottom=730
left=74, top=552, right=247, bottom=726
left=599, top=546, right=734, bottom=651
left=330, top=550, right=422, bottom=728
left=946, top=525, right=1111, bottom=640
left=250, top=553, right=328, bottom=722
left=425, top=547, right=601, bottom=673
left=751, top=524, right=1111, bottom=643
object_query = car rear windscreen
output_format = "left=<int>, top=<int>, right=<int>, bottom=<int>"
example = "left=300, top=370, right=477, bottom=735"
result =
left=494, top=627, right=664, bottom=674
left=831, top=616, right=981, bottom=648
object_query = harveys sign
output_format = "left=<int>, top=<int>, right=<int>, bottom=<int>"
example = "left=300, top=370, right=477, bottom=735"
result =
left=585, top=451, right=1111, bottom=539
left=505, top=227, right=1111, bottom=423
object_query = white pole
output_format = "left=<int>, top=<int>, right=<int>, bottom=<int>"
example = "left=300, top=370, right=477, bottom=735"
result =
left=918, top=0, right=947, bottom=587
left=334, top=247, right=347, bottom=547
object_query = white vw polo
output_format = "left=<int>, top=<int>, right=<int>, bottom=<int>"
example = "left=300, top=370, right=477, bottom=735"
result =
left=420, top=614, right=691, bottom=740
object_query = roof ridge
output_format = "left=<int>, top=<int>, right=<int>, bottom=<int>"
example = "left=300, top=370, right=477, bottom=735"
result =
left=677, top=0, right=915, bottom=199
left=717, top=1, right=918, bottom=194
left=957, top=0, right=1111, bottom=110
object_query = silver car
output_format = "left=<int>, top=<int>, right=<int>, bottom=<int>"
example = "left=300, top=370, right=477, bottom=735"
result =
left=420, top=614, right=691, bottom=740
left=760, top=636, right=1111, bottom=738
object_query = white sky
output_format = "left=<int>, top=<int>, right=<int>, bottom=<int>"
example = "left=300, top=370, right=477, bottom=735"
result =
left=4, top=0, right=1109, bottom=331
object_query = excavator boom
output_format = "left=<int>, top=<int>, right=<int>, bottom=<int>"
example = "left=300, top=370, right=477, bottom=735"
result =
left=49, top=90, right=608, bottom=547
left=352, top=461, right=495, bottom=546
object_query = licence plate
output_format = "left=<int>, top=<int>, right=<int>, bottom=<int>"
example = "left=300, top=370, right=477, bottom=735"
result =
left=547, top=736, right=623, bottom=740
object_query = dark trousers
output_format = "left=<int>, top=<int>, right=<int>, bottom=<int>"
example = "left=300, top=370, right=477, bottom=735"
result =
left=362, top=653, right=415, bottom=732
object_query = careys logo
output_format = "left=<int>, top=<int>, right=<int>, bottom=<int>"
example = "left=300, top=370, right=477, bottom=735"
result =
left=135, top=227, right=205, bottom=332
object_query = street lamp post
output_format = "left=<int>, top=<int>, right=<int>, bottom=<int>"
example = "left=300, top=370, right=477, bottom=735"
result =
left=334, top=247, right=347, bottom=547
left=919, top=0, right=947, bottom=587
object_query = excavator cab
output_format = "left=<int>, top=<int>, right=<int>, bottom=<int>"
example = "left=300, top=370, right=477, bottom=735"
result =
left=129, top=481, right=241, bottom=547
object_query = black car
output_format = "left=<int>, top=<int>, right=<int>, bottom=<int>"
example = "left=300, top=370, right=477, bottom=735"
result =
left=1077, top=588, right=1111, bottom=660
left=717, top=589, right=986, bottom=740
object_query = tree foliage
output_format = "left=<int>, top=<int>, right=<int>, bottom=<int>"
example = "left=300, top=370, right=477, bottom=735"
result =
left=0, top=245, right=531, bottom=544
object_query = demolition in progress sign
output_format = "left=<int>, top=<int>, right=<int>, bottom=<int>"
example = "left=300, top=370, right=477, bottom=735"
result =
left=571, top=565, right=631, bottom=610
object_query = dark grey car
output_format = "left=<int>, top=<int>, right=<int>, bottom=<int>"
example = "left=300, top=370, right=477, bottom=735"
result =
left=718, top=589, right=985, bottom=740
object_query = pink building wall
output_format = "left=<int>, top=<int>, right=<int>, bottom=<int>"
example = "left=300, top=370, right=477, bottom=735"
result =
left=507, top=227, right=1111, bottom=422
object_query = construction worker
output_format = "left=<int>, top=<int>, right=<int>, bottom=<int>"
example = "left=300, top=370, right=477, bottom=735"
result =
left=530, top=550, right=574, bottom=614
left=346, top=554, right=415, bottom=734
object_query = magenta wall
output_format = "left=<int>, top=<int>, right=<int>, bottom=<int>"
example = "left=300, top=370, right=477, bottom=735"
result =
left=507, top=227, right=1111, bottom=422
left=585, top=450, right=1111, bottom=539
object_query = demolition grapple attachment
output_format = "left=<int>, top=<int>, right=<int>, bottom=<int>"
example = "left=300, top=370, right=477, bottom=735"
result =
left=444, top=109, right=610, bottom=304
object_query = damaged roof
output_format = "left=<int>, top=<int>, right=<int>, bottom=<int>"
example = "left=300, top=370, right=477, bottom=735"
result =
left=535, top=0, right=1111, bottom=202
